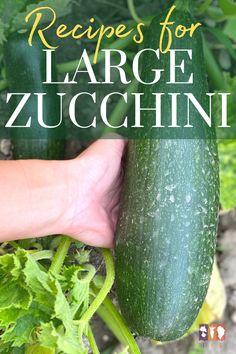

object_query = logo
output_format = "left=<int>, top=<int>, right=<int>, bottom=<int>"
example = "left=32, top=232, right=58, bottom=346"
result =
left=199, top=324, right=226, bottom=342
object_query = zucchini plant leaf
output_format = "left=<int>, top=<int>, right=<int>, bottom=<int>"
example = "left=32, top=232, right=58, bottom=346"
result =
left=1, top=314, right=41, bottom=347
left=0, top=282, right=31, bottom=310
left=0, top=248, right=95, bottom=353
left=25, top=344, right=55, bottom=354
left=224, top=17, right=236, bottom=42
left=38, top=322, right=86, bottom=354
left=0, top=0, right=28, bottom=24
left=63, top=265, right=95, bottom=317
left=37, top=323, right=58, bottom=348
left=0, top=0, right=28, bottom=45
left=0, top=342, right=25, bottom=354
left=12, top=0, right=73, bottom=33
left=0, top=307, right=29, bottom=327
left=0, top=0, right=73, bottom=59
left=218, top=0, right=236, bottom=15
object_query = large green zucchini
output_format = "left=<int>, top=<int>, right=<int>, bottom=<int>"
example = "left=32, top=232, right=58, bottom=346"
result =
left=4, top=31, right=64, bottom=159
left=115, top=6, right=219, bottom=341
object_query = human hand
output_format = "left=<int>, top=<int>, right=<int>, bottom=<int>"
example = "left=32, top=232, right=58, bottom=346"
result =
left=0, top=138, right=126, bottom=246
left=62, top=138, right=126, bottom=248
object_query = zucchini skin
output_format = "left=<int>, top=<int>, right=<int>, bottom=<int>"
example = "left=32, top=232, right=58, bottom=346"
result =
left=115, top=10, right=219, bottom=341
left=4, top=31, right=64, bottom=160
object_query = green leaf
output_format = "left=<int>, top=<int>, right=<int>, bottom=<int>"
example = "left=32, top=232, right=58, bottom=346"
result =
left=74, top=247, right=91, bottom=264
left=38, top=322, right=86, bottom=354
left=22, top=255, right=87, bottom=351
left=23, top=253, right=57, bottom=310
left=0, top=307, right=28, bottom=327
left=57, top=331, right=87, bottom=354
left=12, top=0, right=73, bottom=32
left=0, top=342, right=11, bottom=353
left=26, top=344, right=55, bottom=354
left=0, top=282, right=31, bottom=310
left=0, top=0, right=73, bottom=54
left=195, top=0, right=212, bottom=15
left=218, top=140, right=236, bottom=210
left=0, top=243, right=99, bottom=353
left=0, top=0, right=28, bottom=45
left=63, top=265, right=96, bottom=317
left=23, top=252, right=53, bottom=293
left=0, top=252, right=22, bottom=279
left=224, top=17, right=236, bottom=42
left=206, top=27, right=236, bottom=59
left=218, top=0, right=236, bottom=15
left=0, top=0, right=28, bottom=24
left=214, top=73, right=236, bottom=133
left=12, top=348, right=26, bottom=354
left=213, top=73, right=236, bottom=210
left=37, top=323, right=58, bottom=348
left=1, top=314, right=40, bottom=347
left=0, top=304, right=48, bottom=347
left=0, top=19, right=7, bottom=45
left=188, top=343, right=204, bottom=354
left=53, top=280, right=74, bottom=331
left=0, top=342, right=25, bottom=354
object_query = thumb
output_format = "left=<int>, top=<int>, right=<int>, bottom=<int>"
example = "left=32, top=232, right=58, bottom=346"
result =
left=81, top=136, right=127, bottom=161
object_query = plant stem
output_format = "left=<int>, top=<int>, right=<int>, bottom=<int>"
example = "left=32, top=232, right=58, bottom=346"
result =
left=103, top=80, right=139, bottom=135
left=31, top=250, right=54, bottom=261
left=203, top=36, right=225, bottom=90
left=88, top=325, right=100, bottom=354
left=101, top=344, right=118, bottom=354
left=94, top=294, right=141, bottom=354
left=0, top=79, right=7, bottom=91
left=80, top=249, right=115, bottom=324
left=127, top=0, right=142, bottom=23
left=49, top=236, right=71, bottom=274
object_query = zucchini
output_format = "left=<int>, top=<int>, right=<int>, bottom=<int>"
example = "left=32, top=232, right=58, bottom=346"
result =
left=115, top=5, right=219, bottom=341
left=4, top=31, right=65, bottom=159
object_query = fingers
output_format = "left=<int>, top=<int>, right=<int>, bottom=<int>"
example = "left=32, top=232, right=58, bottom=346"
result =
left=111, top=204, right=120, bottom=231
left=81, top=136, right=127, bottom=161
left=77, top=230, right=114, bottom=248
left=70, top=205, right=116, bottom=248
left=70, top=136, right=127, bottom=248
